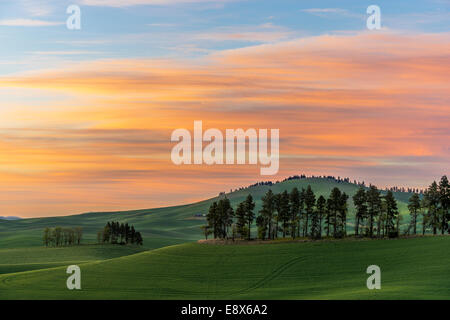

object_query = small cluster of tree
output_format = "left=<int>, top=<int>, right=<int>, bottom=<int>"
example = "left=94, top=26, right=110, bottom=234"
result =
left=407, top=176, right=449, bottom=235
left=256, top=186, right=349, bottom=240
left=43, top=227, right=82, bottom=247
left=97, top=221, right=143, bottom=245
left=202, top=195, right=255, bottom=240
left=353, top=186, right=400, bottom=238
left=385, top=186, right=424, bottom=194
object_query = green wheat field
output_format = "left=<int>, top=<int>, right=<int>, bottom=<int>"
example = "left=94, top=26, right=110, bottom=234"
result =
left=0, top=178, right=448, bottom=300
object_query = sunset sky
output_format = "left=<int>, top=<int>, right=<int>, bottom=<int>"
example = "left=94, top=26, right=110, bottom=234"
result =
left=0, top=0, right=449, bottom=217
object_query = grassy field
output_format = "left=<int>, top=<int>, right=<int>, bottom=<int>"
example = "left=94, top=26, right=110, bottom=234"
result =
left=0, top=178, right=415, bottom=250
left=0, top=245, right=146, bottom=274
left=0, top=177, right=430, bottom=300
left=0, top=236, right=449, bottom=300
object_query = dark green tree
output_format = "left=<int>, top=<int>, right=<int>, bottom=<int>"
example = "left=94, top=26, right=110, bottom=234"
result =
left=366, top=186, right=382, bottom=238
left=207, top=201, right=218, bottom=238
left=328, top=187, right=342, bottom=238
left=235, top=201, right=247, bottom=238
left=385, top=190, right=399, bottom=236
left=256, top=215, right=268, bottom=240
left=408, top=193, right=421, bottom=235
left=304, top=186, right=316, bottom=237
left=244, top=194, right=255, bottom=240
left=316, top=195, right=326, bottom=237
left=299, top=188, right=306, bottom=237
left=438, top=175, right=450, bottom=234
left=278, top=190, right=290, bottom=238
left=289, top=188, right=300, bottom=239
left=259, top=189, right=275, bottom=239
left=352, top=187, right=367, bottom=237
left=425, top=181, right=440, bottom=235
left=339, top=192, right=349, bottom=237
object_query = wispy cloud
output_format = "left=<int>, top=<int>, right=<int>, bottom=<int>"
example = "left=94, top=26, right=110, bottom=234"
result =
left=147, top=23, right=178, bottom=27
left=30, top=51, right=104, bottom=55
left=301, top=8, right=363, bottom=19
left=193, top=23, right=294, bottom=43
left=19, top=0, right=54, bottom=17
left=301, top=8, right=349, bottom=14
left=78, top=0, right=236, bottom=7
left=0, top=19, right=63, bottom=27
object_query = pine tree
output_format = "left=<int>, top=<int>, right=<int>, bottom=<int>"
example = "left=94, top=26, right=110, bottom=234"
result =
left=304, top=186, right=316, bottom=237
left=278, top=190, right=290, bottom=238
left=352, top=187, right=367, bottom=237
left=366, top=186, right=382, bottom=238
left=408, top=193, right=421, bottom=235
left=75, top=227, right=83, bottom=245
left=103, top=223, right=111, bottom=243
left=244, top=194, right=255, bottom=240
left=273, top=193, right=281, bottom=239
left=438, top=175, right=450, bottom=234
left=299, top=188, right=305, bottom=237
left=316, top=195, right=326, bottom=238
left=235, top=201, right=247, bottom=239
left=325, top=198, right=333, bottom=237
left=259, top=189, right=275, bottom=239
left=207, top=202, right=218, bottom=239
left=339, top=192, right=349, bottom=237
left=125, top=223, right=130, bottom=243
left=43, top=227, right=50, bottom=247
left=385, top=190, right=399, bottom=236
left=425, top=182, right=440, bottom=235
left=130, top=226, right=136, bottom=244
left=328, top=187, right=342, bottom=238
left=256, top=215, right=268, bottom=240
left=421, top=197, right=428, bottom=235
left=289, top=188, right=300, bottom=239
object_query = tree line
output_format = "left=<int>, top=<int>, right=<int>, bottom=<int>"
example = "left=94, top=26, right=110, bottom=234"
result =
left=230, top=174, right=424, bottom=195
left=43, top=227, right=83, bottom=247
left=407, top=176, right=449, bottom=235
left=97, top=221, right=143, bottom=245
left=202, top=175, right=449, bottom=240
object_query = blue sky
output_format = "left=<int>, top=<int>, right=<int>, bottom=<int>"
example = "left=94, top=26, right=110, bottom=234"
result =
left=1, top=0, right=449, bottom=74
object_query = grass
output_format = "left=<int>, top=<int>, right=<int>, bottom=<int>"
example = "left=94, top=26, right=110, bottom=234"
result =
left=0, top=236, right=448, bottom=300
left=0, top=245, right=146, bottom=274
left=0, top=177, right=427, bottom=300
left=0, top=178, right=416, bottom=250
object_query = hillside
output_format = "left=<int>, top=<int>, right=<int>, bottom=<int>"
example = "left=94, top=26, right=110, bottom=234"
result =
left=1, top=236, right=448, bottom=300
left=0, top=245, right=145, bottom=275
left=0, top=178, right=415, bottom=249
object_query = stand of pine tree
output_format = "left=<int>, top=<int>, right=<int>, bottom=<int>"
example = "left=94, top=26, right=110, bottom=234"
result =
left=97, top=221, right=143, bottom=245
left=43, top=227, right=83, bottom=247
left=202, top=175, right=450, bottom=241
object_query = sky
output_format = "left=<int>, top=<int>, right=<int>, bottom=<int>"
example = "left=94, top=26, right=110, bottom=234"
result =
left=0, top=0, right=449, bottom=217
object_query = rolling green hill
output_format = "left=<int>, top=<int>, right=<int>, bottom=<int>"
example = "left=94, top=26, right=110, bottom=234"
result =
left=0, top=245, right=145, bottom=275
left=0, top=178, right=415, bottom=250
left=0, top=236, right=448, bottom=300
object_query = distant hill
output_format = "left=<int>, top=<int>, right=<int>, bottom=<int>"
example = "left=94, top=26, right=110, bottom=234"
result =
left=0, top=177, right=416, bottom=249
left=0, top=216, right=22, bottom=221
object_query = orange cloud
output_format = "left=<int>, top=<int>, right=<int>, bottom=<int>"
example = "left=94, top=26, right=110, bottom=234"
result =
left=0, top=31, right=449, bottom=217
